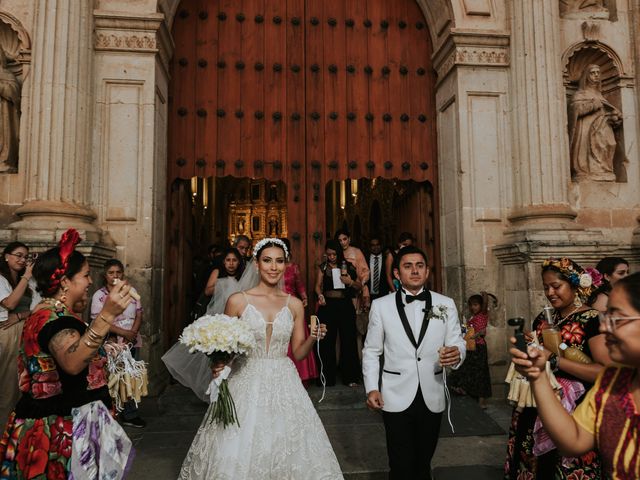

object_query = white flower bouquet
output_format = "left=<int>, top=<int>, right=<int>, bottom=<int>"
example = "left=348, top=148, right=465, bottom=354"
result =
left=180, top=314, right=255, bottom=427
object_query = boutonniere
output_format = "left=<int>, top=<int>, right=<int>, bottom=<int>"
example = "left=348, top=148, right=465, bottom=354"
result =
left=428, top=304, right=448, bottom=322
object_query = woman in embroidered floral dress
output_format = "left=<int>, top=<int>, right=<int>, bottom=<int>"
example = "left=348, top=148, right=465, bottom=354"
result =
left=511, top=272, right=640, bottom=479
left=0, top=230, right=132, bottom=479
left=504, top=257, right=610, bottom=479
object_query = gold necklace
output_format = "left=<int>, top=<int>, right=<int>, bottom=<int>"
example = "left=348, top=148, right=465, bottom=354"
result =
left=41, top=297, right=67, bottom=313
left=556, top=305, right=581, bottom=325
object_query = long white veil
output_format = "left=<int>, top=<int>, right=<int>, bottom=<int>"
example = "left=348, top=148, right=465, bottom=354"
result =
left=161, top=260, right=260, bottom=402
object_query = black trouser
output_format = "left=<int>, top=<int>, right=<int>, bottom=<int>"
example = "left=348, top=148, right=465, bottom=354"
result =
left=317, top=297, right=360, bottom=385
left=382, top=386, right=442, bottom=480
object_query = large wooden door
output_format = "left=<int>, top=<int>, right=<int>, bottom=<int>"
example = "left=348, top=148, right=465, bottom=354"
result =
left=166, top=0, right=437, bottom=342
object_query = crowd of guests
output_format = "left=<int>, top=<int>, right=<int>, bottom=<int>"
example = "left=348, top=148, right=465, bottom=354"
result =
left=0, top=220, right=635, bottom=479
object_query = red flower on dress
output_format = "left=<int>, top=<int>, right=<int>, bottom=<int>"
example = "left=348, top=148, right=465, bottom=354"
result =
left=561, top=322, right=585, bottom=345
left=49, top=417, right=72, bottom=459
left=32, top=371, right=62, bottom=399
left=87, top=355, right=108, bottom=390
left=22, top=310, right=50, bottom=356
left=580, top=450, right=597, bottom=465
left=17, top=355, right=30, bottom=393
left=16, top=419, right=50, bottom=478
left=566, top=469, right=587, bottom=480
left=46, top=460, right=67, bottom=480
left=2, top=417, right=24, bottom=462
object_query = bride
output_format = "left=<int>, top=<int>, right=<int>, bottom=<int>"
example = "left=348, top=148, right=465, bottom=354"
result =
left=179, top=238, right=344, bottom=479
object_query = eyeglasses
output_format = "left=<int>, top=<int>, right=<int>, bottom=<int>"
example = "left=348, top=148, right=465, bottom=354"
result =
left=7, top=253, right=28, bottom=260
left=598, top=312, right=640, bottom=332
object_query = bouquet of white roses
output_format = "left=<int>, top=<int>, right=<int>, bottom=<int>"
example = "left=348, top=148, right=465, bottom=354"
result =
left=180, top=314, right=255, bottom=427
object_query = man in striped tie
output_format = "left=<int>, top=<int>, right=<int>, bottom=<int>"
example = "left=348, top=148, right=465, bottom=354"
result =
left=365, top=236, right=390, bottom=308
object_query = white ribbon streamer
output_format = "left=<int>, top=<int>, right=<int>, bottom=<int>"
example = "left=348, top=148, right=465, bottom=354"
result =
left=205, top=365, right=232, bottom=403
left=442, top=367, right=455, bottom=434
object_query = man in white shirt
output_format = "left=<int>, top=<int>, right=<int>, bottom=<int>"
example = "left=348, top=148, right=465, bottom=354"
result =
left=362, top=246, right=466, bottom=480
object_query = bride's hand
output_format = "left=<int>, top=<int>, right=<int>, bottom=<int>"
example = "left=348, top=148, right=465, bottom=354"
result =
left=310, top=323, right=327, bottom=340
left=211, top=361, right=226, bottom=379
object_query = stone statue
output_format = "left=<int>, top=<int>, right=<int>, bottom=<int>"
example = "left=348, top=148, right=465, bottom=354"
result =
left=569, top=64, right=621, bottom=182
left=0, top=48, right=19, bottom=173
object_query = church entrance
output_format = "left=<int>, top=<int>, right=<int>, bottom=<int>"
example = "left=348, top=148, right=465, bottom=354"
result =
left=165, top=0, right=439, bottom=346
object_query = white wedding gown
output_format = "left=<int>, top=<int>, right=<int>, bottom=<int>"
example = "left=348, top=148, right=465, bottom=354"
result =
left=179, top=294, right=344, bottom=480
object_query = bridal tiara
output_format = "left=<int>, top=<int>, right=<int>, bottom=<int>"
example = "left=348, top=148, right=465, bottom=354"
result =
left=252, top=238, right=289, bottom=259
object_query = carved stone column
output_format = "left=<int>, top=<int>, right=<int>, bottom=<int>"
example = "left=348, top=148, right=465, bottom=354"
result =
left=507, top=0, right=577, bottom=236
left=10, top=0, right=100, bottom=242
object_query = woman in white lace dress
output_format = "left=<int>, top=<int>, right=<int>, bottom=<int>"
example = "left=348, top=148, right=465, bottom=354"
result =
left=179, top=239, right=344, bottom=480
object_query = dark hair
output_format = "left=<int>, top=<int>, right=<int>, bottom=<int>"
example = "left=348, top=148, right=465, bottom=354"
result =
left=587, top=257, right=629, bottom=303
left=468, top=294, right=483, bottom=305
left=334, top=229, right=350, bottom=240
left=254, top=241, right=287, bottom=262
left=208, top=244, right=222, bottom=256
left=218, top=248, right=244, bottom=280
left=0, top=242, right=28, bottom=288
left=281, top=238, right=291, bottom=252
left=541, top=264, right=578, bottom=289
left=33, top=248, right=86, bottom=296
left=597, top=257, right=629, bottom=276
left=324, top=239, right=346, bottom=265
left=616, top=273, right=640, bottom=314
left=392, top=245, right=428, bottom=271
left=234, top=235, right=251, bottom=246
left=102, top=259, right=124, bottom=286
left=398, top=232, right=414, bottom=244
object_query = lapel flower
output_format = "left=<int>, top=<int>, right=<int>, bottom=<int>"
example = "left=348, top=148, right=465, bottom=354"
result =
left=429, top=304, right=448, bottom=322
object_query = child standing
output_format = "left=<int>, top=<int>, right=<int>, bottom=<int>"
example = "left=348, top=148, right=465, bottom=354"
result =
left=450, top=292, right=493, bottom=408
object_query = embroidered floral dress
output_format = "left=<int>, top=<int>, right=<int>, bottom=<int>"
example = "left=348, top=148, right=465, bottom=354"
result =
left=0, top=304, right=111, bottom=479
left=504, top=309, right=602, bottom=479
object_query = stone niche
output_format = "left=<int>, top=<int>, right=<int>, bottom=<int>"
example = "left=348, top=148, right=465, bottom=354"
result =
left=563, top=41, right=627, bottom=182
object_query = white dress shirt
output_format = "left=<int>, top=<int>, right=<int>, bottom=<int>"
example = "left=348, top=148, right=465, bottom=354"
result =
left=401, top=287, right=426, bottom=340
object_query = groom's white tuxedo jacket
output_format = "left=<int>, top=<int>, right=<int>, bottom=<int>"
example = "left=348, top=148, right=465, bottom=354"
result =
left=362, top=289, right=466, bottom=413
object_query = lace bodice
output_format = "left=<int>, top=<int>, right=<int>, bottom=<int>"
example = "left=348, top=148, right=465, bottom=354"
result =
left=240, top=295, right=293, bottom=359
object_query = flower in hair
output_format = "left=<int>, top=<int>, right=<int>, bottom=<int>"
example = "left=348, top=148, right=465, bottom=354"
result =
left=252, top=238, right=289, bottom=259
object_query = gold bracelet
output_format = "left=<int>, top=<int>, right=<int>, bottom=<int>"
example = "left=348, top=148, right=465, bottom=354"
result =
left=84, top=338, right=101, bottom=349
left=87, top=326, right=105, bottom=340
left=98, top=314, right=113, bottom=325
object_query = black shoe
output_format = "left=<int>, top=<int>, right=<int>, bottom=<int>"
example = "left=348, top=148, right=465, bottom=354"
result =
left=122, top=416, right=146, bottom=428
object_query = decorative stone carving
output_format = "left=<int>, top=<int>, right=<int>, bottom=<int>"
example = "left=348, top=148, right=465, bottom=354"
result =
left=560, top=0, right=610, bottom=19
left=436, top=45, right=510, bottom=80
left=0, top=48, right=19, bottom=173
left=569, top=64, right=622, bottom=182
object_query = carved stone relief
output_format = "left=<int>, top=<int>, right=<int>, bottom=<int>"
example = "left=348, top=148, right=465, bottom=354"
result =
left=559, top=0, right=612, bottom=20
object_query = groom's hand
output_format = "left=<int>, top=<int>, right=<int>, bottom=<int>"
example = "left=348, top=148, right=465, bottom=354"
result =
left=366, top=390, right=384, bottom=411
left=439, top=346, right=460, bottom=367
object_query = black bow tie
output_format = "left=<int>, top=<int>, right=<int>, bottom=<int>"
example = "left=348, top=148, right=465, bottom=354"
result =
left=405, top=290, right=429, bottom=304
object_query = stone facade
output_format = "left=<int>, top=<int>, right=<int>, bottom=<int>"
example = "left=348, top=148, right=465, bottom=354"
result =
left=0, top=0, right=637, bottom=393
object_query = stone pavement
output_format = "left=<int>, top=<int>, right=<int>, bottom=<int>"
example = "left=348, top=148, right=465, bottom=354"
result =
left=125, top=383, right=510, bottom=479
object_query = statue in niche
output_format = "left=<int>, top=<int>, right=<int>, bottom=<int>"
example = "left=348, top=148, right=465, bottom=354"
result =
left=569, top=64, right=622, bottom=182
left=0, top=48, right=20, bottom=173
left=268, top=218, right=279, bottom=236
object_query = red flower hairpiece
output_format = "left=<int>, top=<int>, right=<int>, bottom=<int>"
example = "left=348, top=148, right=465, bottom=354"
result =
left=46, top=229, right=82, bottom=295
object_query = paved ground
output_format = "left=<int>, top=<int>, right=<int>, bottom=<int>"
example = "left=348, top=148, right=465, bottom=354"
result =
left=125, top=382, right=510, bottom=479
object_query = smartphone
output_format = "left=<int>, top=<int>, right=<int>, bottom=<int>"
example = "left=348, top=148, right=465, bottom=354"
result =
left=507, top=317, right=528, bottom=354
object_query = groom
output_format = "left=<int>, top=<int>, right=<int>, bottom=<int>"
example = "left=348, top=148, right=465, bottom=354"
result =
left=362, top=246, right=466, bottom=480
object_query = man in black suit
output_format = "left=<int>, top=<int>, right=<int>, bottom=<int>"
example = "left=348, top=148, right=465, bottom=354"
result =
left=364, top=236, right=390, bottom=309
